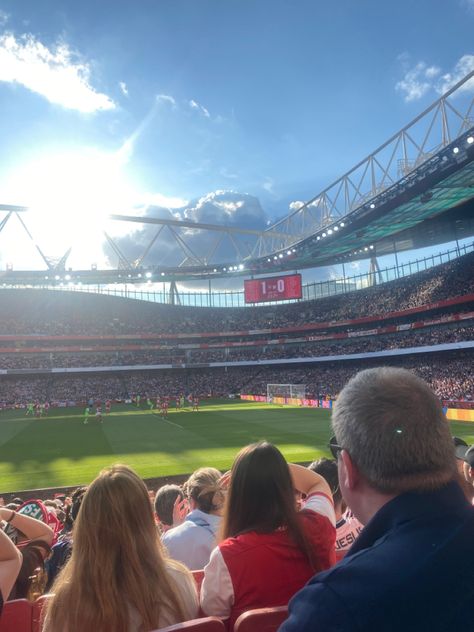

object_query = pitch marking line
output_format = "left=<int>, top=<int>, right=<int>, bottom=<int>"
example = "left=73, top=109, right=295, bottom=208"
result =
left=153, top=413, right=184, bottom=430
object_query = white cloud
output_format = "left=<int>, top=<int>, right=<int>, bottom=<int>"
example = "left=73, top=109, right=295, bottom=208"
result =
left=262, top=177, right=274, bottom=194
left=0, top=32, right=115, bottom=112
left=395, top=61, right=436, bottom=102
left=289, top=200, right=305, bottom=211
left=396, top=54, right=474, bottom=102
left=189, top=98, right=210, bottom=118
left=139, top=192, right=189, bottom=210
left=425, top=66, right=441, bottom=79
left=436, top=54, right=474, bottom=94
left=0, top=10, right=9, bottom=26
left=156, top=93, right=176, bottom=107
left=289, top=198, right=322, bottom=212
left=119, top=80, right=128, bottom=96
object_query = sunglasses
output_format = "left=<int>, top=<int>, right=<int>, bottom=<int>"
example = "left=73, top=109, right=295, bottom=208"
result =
left=328, top=436, right=344, bottom=460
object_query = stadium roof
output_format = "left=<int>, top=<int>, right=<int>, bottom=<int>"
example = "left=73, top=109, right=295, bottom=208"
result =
left=1, top=71, right=474, bottom=285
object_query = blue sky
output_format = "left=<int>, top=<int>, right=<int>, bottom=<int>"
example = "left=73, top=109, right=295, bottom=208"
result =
left=0, top=0, right=473, bottom=272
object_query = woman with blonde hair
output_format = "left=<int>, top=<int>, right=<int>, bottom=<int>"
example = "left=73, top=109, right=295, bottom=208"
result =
left=43, top=464, right=198, bottom=632
left=162, top=467, right=224, bottom=570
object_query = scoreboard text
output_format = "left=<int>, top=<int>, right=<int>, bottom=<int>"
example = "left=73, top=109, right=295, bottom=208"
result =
left=244, top=273, right=302, bottom=304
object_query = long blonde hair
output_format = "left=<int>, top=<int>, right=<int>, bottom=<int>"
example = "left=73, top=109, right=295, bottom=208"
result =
left=44, top=465, right=189, bottom=632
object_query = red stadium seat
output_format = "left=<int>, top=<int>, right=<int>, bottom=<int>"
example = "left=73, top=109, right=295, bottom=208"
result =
left=31, top=594, right=51, bottom=632
left=234, top=607, right=288, bottom=632
left=192, top=570, right=204, bottom=592
left=0, top=599, right=33, bottom=632
left=153, top=616, right=225, bottom=631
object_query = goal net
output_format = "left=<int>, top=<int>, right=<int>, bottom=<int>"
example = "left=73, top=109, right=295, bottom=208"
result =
left=266, top=384, right=306, bottom=403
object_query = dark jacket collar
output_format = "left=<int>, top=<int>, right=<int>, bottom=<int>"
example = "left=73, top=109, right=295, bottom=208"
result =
left=347, top=480, right=469, bottom=557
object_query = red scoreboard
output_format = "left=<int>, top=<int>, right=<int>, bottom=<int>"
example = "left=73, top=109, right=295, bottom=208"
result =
left=244, top=273, right=302, bottom=304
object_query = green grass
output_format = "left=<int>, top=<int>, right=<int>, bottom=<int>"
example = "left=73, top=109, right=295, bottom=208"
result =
left=0, top=399, right=472, bottom=493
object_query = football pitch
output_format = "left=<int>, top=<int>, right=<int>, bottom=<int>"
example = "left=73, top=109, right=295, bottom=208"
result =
left=0, top=399, right=472, bottom=494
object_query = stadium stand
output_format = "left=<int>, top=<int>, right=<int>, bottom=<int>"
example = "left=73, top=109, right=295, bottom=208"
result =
left=0, top=249, right=472, bottom=630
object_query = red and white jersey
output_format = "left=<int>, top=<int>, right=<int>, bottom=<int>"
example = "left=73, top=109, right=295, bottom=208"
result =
left=201, top=492, right=336, bottom=628
left=335, top=510, right=364, bottom=552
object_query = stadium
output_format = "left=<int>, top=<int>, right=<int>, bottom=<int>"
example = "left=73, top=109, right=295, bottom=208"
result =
left=0, top=7, right=473, bottom=630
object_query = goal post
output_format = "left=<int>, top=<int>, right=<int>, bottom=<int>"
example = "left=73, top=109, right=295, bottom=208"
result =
left=266, top=384, right=306, bottom=403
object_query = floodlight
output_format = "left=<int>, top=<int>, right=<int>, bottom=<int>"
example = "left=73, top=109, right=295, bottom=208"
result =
left=340, top=222, right=345, bottom=227
left=279, top=253, right=283, bottom=258
left=328, top=229, right=333, bottom=235
left=334, top=226, right=338, bottom=231
left=145, top=271, right=152, bottom=279
left=65, top=274, right=71, bottom=281
left=467, top=136, right=474, bottom=144
left=453, top=147, right=459, bottom=154
left=370, top=203, right=375, bottom=209
left=161, top=272, right=165, bottom=276
left=239, top=264, right=244, bottom=270
left=54, top=275, right=60, bottom=280
left=322, top=233, right=326, bottom=238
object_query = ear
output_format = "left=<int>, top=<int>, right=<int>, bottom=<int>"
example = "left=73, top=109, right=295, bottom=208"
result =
left=340, top=450, right=360, bottom=491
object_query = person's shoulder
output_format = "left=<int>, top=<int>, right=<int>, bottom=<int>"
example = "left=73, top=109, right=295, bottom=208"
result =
left=162, top=521, right=190, bottom=543
left=300, top=491, right=336, bottom=527
left=280, top=579, right=352, bottom=631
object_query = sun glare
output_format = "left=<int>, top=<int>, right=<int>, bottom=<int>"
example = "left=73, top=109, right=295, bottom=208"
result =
left=3, top=148, right=138, bottom=267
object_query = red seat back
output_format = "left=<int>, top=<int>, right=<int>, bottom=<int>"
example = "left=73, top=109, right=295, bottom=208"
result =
left=153, top=616, right=225, bottom=631
left=191, top=570, right=204, bottom=592
left=32, top=594, right=52, bottom=632
left=0, top=599, right=33, bottom=632
left=234, top=607, right=288, bottom=632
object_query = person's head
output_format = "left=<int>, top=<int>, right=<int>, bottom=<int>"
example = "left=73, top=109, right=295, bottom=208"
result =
left=45, top=465, right=188, bottom=632
left=453, top=437, right=469, bottom=476
left=221, top=442, right=314, bottom=565
left=154, top=484, right=184, bottom=528
left=463, top=446, right=474, bottom=486
left=332, top=367, right=456, bottom=521
left=184, top=468, right=224, bottom=514
left=308, top=458, right=343, bottom=515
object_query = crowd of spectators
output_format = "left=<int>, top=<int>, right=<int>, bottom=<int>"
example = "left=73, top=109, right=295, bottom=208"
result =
left=0, top=351, right=472, bottom=405
left=0, top=251, right=472, bottom=336
left=0, top=322, right=472, bottom=370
